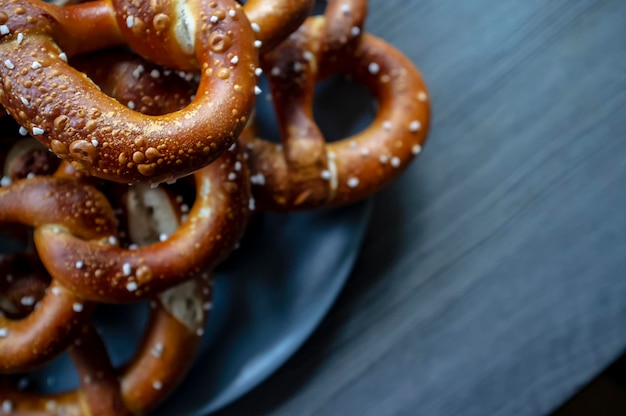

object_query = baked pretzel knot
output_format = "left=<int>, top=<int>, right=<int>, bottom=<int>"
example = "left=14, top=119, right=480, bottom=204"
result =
left=35, top=147, right=250, bottom=303
left=0, top=0, right=258, bottom=183
left=241, top=1, right=430, bottom=210
left=0, top=176, right=118, bottom=371
left=0, top=171, right=215, bottom=414
left=0, top=279, right=212, bottom=415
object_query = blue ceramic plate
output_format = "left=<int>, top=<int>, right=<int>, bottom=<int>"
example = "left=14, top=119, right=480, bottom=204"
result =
left=4, top=63, right=374, bottom=413
left=16, top=201, right=371, bottom=415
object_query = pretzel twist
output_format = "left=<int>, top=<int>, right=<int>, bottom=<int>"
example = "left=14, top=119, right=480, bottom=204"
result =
left=0, top=176, right=118, bottom=371
left=0, top=277, right=212, bottom=414
left=0, top=0, right=258, bottom=183
left=240, top=4, right=430, bottom=210
left=0, top=176, right=214, bottom=414
left=35, top=146, right=250, bottom=302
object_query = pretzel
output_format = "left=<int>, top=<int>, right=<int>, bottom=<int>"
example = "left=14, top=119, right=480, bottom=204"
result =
left=1, top=277, right=211, bottom=414
left=0, top=0, right=258, bottom=183
left=34, top=144, right=250, bottom=302
left=239, top=2, right=431, bottom=210
left=0, top=178, right=214, bottom=415
left=0, top=176, right=118, bottom=372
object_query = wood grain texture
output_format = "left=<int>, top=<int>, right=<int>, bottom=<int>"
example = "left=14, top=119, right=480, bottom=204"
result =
left=216, top=0, right=626, bottom=415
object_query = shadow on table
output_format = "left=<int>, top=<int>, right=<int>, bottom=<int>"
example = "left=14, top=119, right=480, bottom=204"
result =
left=551, top=347, right=626, bottom=416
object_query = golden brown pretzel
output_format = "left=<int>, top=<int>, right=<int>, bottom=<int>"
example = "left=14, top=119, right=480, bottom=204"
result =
left=0, top=182, right=214, bottom=415
left=1, top=277, right=212, bottom=414
left=34, top=145, right=250, bottom=302
left=240, top=8, right=431, bottom=210
left=0, top=176, right=118, bottom=372
left=0, top=0, right=257, bottom=183
left=0, top=324, right=133, bottom=416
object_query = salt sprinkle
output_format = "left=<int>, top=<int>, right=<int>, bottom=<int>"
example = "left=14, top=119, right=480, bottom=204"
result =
left=347, top=177, right=360, bottom=188
left=20, top=296, right=35, bottom=306
left=409, top=120, right=421, bottom=132
left=1, top=400, right=12, bottom=413
left=0, top=25, right=9, bottom=35
left=151, top=342, right=164, bottom=358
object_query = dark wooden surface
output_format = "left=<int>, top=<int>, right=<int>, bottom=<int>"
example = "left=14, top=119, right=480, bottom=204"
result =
left=216, top=0, right=626, bottom=415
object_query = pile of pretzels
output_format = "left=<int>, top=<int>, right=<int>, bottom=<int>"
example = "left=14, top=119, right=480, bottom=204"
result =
left=0, top=0, right=430, bottom=414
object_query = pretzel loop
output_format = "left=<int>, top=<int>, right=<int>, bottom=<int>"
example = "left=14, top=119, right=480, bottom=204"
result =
left=35, top=148, right=250, bottom=302
left=0, top=178, right=214, bottom=414
left=0, top=177, right=118, bottom=371
left=0, top=0, right=258, bottom=183
left=241, top=7, right=430, bottom=210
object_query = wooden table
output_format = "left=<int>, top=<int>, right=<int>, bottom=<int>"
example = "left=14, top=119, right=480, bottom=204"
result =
left=216, top=0, right=626, bottom=414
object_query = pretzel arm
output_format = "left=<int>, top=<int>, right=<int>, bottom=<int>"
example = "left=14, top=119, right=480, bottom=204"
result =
left=0, top=0, right=258, bottom=183
left=0, top=177, right=118, bottom=372
left=35, top=148, right=250, bottom=302
left=243, top=0, right=315, bottom=53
